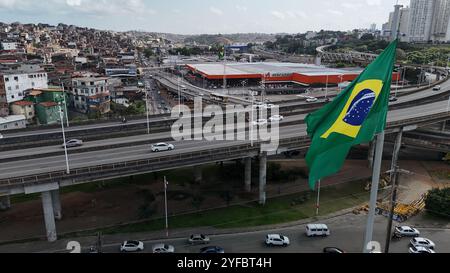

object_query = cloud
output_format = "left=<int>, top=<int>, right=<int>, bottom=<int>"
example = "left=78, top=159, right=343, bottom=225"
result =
left=327, top=9, right=344, bottom=16
left=271, top=11, right=286, bottom=20
left=66, top=0, right=81, bottom=6
left=0, top=0, right=156, bottom=16
left=236, top=5, right=247, bottom=12
left=209, top=6, right=223, bottom=16
left=341, top=2, right=363, bottom=10
left=366, top=0, right=381, bottom=6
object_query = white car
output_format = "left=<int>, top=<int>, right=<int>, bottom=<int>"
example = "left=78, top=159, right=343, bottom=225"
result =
left=265, top=234, right=290, bottom=247
left=394, top=226, right=420, bottom=237
left=269, top=115, right=284, bottom=122
left=120, top=241, right=144, bottom=252
left=151, top=143, right=175, bottom=152
left=62, top=139, right=83, bottom=148
left=410, top=237, right=435, bottom=250
left=306, top=224, right=330, bottom=237
left=252, top=119, right=268, bottom=126
left=306, top=97, right=318, bottom=103
left=432, top=85, right=441, bottom=91
left=188, top=234, right=210, bottom=245
left=409, top=245, right=436, bottom=254
left=152, top=244, right=175, bottom=253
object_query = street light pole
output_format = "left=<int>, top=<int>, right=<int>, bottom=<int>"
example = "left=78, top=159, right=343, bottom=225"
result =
left=164, top=176, right=169, bottom=238
left=61, top=82, right=70, bottom=127
left=59, top=104, right=70, bottom=175
left=146, top=88, right=150, bottom=135
left=316, top=180, right=321, bottom=216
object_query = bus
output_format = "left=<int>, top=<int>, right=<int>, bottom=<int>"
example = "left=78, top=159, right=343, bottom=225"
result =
left=210, top=93, right=229, bottom=103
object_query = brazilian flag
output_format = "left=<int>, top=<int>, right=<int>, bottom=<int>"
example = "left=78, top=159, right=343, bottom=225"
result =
left=305, top=39, right=398, bottom=190
left=218, top=46, right=225, bottom=60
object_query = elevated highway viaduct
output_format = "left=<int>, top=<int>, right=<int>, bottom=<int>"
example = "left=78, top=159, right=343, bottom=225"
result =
left=1, top=75, right=449, bottom=151
left=0, top=99, right=450, bottom=241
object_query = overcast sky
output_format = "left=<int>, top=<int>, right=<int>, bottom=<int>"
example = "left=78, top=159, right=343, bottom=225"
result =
left=0, top=0, right=410, bottom=34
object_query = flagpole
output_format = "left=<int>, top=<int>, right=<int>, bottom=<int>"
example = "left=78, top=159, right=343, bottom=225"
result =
left=316, top=179, right=321, bottom=216
left=363, top=132, right=385, bottom=253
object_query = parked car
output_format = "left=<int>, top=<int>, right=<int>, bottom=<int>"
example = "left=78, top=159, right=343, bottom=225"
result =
left=151, top=143, right=175, bottom=152
left=269, top=115, right=284, bottom=122
left=432, top=85, right=441, bottom=91
left=62, top=139, right=83, bottom=148
left=265, top=234, right=290, bottom=247
left=323, top=247, right=345, bottom=253
left=253, top=119, right=268, bottom=126
left=306, top=97, right=318, bottom=103
left=394, top=226, right=420, bottom=237
left=306, top=224, right=330, bottom=237
left=410, top=237, right=435, bottom=250
left=188, top=234, right=210, bottom=245
left=200, top=246, right=225, bottom=254
left=152, top=244, right=175, bottom=253
left=120, top=241, right=144, bottom=252
left=409, top=245, right=436, bottom=254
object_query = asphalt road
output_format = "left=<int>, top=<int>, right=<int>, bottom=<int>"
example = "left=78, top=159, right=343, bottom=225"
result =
left=0, top=100, right=449, bottom=180
left=1, top=77, right=447, bottom=140
left=74, top=214, right=450, bottom=254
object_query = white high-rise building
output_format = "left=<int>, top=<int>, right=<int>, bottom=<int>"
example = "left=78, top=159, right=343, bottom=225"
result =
left=431, top=0, right=450, bottom=41
left=391, top=4, right=404, bottom=40
left=408, top=0, right=435, bottom=42
left=399, top=7, right=411, bottom=41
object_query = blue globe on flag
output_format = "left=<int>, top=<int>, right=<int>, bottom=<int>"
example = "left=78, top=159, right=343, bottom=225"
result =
left=343, top=89, right=376, bottom=126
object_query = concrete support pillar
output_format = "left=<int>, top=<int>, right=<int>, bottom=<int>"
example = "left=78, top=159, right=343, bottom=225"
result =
left=0, top=195, right=11, bottom=210
left=368, top=141, right=375, bottom=169
left=194, top=166, right=203, bottom=183
left=390, top=129, right=404, bottom=182
left=245, top=158, right=252, bottom=192
left=41, top=191, right=57, bottom=242
left=259, top=152, right=267, bottom=205
left=51, top=190, right=62, bottom=220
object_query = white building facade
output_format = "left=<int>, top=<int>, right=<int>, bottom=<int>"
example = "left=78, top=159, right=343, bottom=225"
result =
left=0, top=71, right=48, bottom=116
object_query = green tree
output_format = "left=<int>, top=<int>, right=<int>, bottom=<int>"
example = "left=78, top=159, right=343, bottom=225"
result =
left=425, top=188, right=450, bottom=219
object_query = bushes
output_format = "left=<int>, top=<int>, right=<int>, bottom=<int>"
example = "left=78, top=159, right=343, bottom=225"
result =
left=137, top=189, right=156, bottom=219
left=425, top=188, right=450, bottom=219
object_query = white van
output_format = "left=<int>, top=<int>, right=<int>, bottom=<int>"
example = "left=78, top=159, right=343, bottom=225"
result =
left=306, top=224, right=330, bottom=237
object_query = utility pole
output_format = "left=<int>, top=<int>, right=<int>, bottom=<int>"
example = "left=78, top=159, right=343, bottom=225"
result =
left=61, top=82, right=70, bottom=127
left=384, top=128, right=403, bottom=253
left=316, top=180, right=321, bottom=216
left=164, top=176, right=169, bottom=238
left=223, top=46, right=227, bottom=91
left=59, top=104, right=70, bottom=175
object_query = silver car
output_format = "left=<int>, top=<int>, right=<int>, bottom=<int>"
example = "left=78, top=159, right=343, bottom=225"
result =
left=63, top=139, right=83, bottom=148
left=152, top=244, right=175, bottom=253
left=394, top=226, right=420, bottom=237
left=151, top=143, right=175, bottom=152
left=188, top=234, right=210, bottom=245
left=120, top=241, right=144, bottom=252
